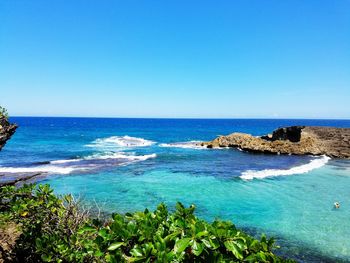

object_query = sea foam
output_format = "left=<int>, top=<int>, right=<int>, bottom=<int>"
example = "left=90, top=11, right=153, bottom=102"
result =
left=50, top=152, right=156, bottom=163
left=86, top=136, right=155, bottom=149
left=240, top=155, right=331, bottom=180
left=0, top=152, right=157, bottom=175
left=0, top=165, right=77, bottom=175
left=159, top=141, right=205, bottom=149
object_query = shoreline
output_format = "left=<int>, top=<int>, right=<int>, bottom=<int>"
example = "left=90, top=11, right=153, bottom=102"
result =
left=2, top=120, right=348, bottom=262
left=200, top=126, right=350, bottom=159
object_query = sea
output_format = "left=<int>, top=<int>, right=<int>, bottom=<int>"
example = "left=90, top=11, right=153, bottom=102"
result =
left=1, top=117, right=350, bottom=262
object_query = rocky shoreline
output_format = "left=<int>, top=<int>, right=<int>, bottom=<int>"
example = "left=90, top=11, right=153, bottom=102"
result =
left=0, top=116, right=23, bottom=186
left=0, top=116, right=17, bottom=151
left=200, top=126, right=350, bottom=159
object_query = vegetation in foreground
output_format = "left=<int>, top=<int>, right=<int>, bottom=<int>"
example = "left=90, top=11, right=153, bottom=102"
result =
left=0, top=184, right=293, bottom=262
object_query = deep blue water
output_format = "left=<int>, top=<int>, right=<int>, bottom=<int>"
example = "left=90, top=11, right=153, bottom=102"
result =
left=1, top=117, right=350, bottom=262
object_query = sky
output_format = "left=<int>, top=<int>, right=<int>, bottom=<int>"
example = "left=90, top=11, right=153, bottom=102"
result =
left=0, top=0, right=349, bottom=118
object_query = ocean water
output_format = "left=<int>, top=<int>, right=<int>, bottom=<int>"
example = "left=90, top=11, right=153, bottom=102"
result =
left=1, top=117, right=350, bottom=262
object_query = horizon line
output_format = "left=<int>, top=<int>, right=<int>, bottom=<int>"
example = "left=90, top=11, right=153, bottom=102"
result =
left=9, top=115, right=350, bottom=121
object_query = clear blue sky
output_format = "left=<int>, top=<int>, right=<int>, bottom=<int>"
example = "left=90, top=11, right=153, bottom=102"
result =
left=0, top=0, right=349, bottom=118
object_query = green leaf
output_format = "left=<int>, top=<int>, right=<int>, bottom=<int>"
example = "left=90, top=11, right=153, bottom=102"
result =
left=201, top=238, right=212, bottom=249
left=192, top=240, right=204, bottom=256
left=195, top=230, right=208, bottom=238
left=35, top=238, right=43, bottom=249
left=94, top=250, right=104, bottom=257
left=105, top=254, right=118, bottom=263
left=107, top=242, right=124, bottom=251
left=234, top=237, right=247, bottom=250
left=257, top=251, right=267, bottom=261
left=128, top=257, right=146, bottom=263
left=41, top=254, right=51, bottom=262
left=224, top=240, right=243, bottom=260
left=130, top=248, right=144, bottom=257
left=261, top=242, right=268, bottom=251
left=164, top=231, right=181, bottom=242
left=244, top=254, right=258, bottom=263
left=77, top=226, right=96, bottom=234
left=209, top=238, right=220, bottom=250
left=98, top=228, right=109, bottom=239
left=174, top=238, right=191, bottom=253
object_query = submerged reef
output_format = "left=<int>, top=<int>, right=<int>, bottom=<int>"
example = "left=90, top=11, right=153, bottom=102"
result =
left=201, top=126, right=350, bottom=159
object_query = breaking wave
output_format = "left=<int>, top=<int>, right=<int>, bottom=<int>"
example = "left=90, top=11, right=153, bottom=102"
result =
left=0, top=166, right=77, bottom=175
left=50, top=152, right=157, bottom=163
left=86, top=136, right=155, bottom=149
left=240, top=155, right=331, bottom=180
left=0, top=152, right=157, bottom=175
left=159, top=141, right=205, bottom=149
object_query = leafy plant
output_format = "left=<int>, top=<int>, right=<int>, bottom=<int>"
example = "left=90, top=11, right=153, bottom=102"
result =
left=0, top=184, right=294, bottom=262
left=0, top=106, right=9, bottom=119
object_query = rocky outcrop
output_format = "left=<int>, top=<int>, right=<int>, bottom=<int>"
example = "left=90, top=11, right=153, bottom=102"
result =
left=0, top=116, right=17, bottom=151
left=200, top=126, right=350, bottom=159
left=0, top=173, right=44, bottom=187
left=0, top=118, right=45, bottom=187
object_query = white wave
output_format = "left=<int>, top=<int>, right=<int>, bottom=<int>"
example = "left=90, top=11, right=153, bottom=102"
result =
left=211, top=146, right=230, bottom=150
left=0, top=166, right=78, bottom=175
left=50, top=159, right=81, bottom=164
left=82, top=152, right=157, bottom=161
left=240, top=155, right=331, bottom=180
left=159, top=141, right=205, bottom=149
left=0, top=153, right=157, bottom=175
left=128, top=153, right=157, bottom=161
left=51, top=152, right=156, bottom=163
left=86, top=136, right=155, bottom=149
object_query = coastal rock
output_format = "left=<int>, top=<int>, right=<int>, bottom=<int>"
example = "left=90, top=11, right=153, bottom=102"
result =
left=200, top=126, right=350, bottom=159
left=0, top=172, right=45, bottom=187
left=0, top=116, right=17, bottom=151
left=0, top=119, right=44, bottom=186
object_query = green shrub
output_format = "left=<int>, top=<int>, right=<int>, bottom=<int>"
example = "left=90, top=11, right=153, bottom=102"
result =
left=0, top=184, right=90, bottom=262
left=0, top=106, right=9, bottom=119
left=0, top=184, right=294, bottom=262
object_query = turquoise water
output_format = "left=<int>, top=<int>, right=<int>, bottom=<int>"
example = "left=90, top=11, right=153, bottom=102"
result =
left=1, top=117, right=350, bottom=262
left=47, top=163, right=350, bottom=262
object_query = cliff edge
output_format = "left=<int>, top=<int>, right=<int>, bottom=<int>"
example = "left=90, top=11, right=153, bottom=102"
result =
left=200, top=126, right=350, bottom=159
left=0, top=116, right=17, bottom=151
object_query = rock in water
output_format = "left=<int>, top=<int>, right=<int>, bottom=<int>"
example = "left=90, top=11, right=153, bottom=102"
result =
left=0, top=116, right=17, bottom=151
left=200, top=126, right=350, bottom=159
left=0, top=118, right=45, bottom=186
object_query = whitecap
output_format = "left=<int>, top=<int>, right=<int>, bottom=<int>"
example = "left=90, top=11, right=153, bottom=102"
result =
left=51, top=152, right=157, bottom=163
left=86, top=136, right=155, bottom=149
left=50, top=159, right=81, bottom=164
left=159, top=141, right=205, bottom=149
left=81, top=152, right=157, bottom=161
left=0, top=165, right=78, bottom=175
left=240, top=155, right=331, bottom=180
left=0, top=152, right=157, bottom=175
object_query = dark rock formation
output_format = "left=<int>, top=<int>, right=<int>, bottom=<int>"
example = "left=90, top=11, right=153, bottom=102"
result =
left=0, top=116, right=17, bottom=151
left=200, top=126, right=350, bottom=159
left=0, top=173, right=44, bottom=187
left=0, top=119, right=45, bottom=187
left=0, top=117, right=29, bottom=186
left=261, top=126, right=304, bottom=142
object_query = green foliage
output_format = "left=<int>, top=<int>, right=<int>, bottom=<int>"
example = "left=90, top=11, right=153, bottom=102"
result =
left=0, top=184, right=294, bottom=262
left=0, top=184, right=90, bottom=262
left=0, top=106, right=9, bottom=119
